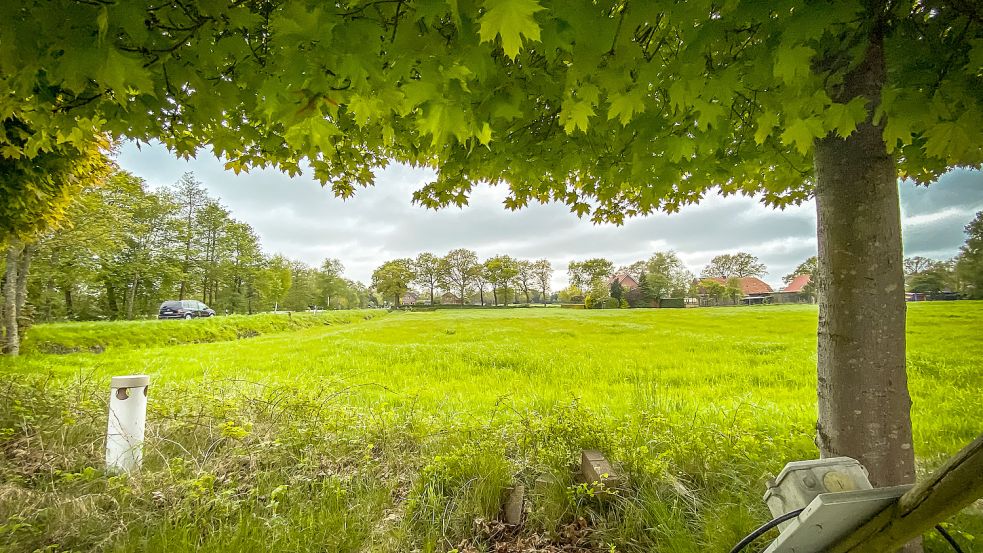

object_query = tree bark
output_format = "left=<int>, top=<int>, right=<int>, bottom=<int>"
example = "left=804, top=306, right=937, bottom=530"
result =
left=813, top=25, right=915, bottom=493
left=106, top=279, right=119, bottom=318
left=63, top=285, right=74, bottom=319
left=15, top=242, right=33, bottom=336
left=126, top=273, right=139, bottom=320
left=4, top=239, right=22, bottom=356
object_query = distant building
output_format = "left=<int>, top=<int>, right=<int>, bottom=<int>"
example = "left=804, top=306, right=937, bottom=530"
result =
left=695, top=277, right=774, bottom=306
left=400, top=291, right=419, bottom=305
left=607, top=273, right=639, bottom=291
left=440, top=292, right=460, bottom=304
left=771, top=274, right=815, bottom=304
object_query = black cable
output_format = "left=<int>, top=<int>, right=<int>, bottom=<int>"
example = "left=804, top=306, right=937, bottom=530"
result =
left=729, top=509, right=804, bottom=553
left=730, top=513, right=963, bottom=553
left=936, top=524, right=964, bottom=553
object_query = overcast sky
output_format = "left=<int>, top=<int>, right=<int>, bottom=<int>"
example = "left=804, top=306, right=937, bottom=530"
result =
left=116, top=142, right=983, bottom=290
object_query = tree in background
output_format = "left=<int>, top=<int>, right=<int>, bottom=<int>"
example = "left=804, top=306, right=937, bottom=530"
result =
left=531, top=259, right=552, bottom=306
left=172, top=173, right=209, bottom=301
left=956, top=211, right=983, bottom=299
left=784, top=256, right=818, bottom=284
left=627, top=272, right=655, bottom=308
left=473, top=266, right=489, bottom=306
left=616, top=260, right=648, bottom=281
left=442, top=249, right=481, bottom=305
left=2, top=138, right=111, bottom=355
left=903, top=256, right=937, bottom=278
left=372, top=259, right=415, bottom=307
left=515, top=260, right=535, bottom=303
left=221, top=221, right=263, bottom=313
left=557, top=286, right=584, bottom=304
left=567, top=258, right=614, bottom=290
left=645, top=251, right=693, bottom=297
left=483, top=255, right=520, bottom=306
left=701, top=280, right=727, bottom=306
left=609, top=279, right=624, bottom=304
left=259, top=255, right=292, bottom=312
left=701, top=253, right=767, bottom=279
left=412, top=252, right=445, bottom=305
left=316, top=259, right=346, bottom=309
left=726, top=277, right=744, bottom=305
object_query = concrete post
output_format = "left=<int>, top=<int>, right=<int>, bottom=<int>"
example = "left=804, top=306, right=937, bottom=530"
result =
left=106, top=374, right=150, bottom=472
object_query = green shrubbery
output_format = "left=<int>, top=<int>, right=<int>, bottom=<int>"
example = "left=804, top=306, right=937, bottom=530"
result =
left=22, top=310, right=386, bottom=354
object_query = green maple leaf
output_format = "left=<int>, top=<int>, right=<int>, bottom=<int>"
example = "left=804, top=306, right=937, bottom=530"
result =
left=781, top=117, right=824, bottom=154
left=881, top=115, right=914, bottom=153
left=559, top=99, right=594, bottom=134
left=754, top=111, right=779, bottom=145
left=607, top=89, right=646, bottom=125
left=924, top=121, right=970, bottom=160
left=476, top=122, right=492, bottom=145
left=478, top=0, right=545, bottom=60
left=774, top=45, right=815, bottom=85
left=417, top=102, right=468, bottom=146
left=824, top=97, right=868, bottom=139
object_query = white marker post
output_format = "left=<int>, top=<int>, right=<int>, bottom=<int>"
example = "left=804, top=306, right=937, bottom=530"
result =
left=106, top=374, right=150, bottom=473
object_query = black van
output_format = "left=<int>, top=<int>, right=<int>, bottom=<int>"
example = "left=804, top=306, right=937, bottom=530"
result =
left=159, top=300, right=216, bottom=319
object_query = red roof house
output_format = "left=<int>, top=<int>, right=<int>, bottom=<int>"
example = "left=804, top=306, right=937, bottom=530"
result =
left=607, top=273, right=639, bottom=290
left=701, top=276, right=774, bottom=295
left=782, top=273, right=812, bottom=293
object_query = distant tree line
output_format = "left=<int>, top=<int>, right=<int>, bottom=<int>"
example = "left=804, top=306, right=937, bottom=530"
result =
left=372, top=251, right=553, bottom=306
left=0, top=170, right=372, bottom=326
left=904, top=210, right=983, bottom=299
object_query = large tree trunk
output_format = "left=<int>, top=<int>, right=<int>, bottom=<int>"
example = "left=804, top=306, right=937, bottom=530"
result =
left=4, top=240, right=22, bottom=356
left=813, top=24, right=916, bottom=496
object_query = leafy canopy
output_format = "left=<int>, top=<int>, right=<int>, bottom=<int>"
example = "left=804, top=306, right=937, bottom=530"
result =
left=1, top=1, right=981, bottom=226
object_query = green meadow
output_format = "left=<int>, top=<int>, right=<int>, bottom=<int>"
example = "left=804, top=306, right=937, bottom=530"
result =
left=1, top=303, right=980, bottom=552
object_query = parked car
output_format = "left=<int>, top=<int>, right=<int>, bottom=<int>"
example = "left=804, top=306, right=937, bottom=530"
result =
left=158, top=300, right=216, bottom=319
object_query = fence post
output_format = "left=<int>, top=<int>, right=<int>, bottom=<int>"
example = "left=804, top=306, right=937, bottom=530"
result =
left=830, top=432, right=983, bottom=552
left=106, top=374, right=150, bottom=473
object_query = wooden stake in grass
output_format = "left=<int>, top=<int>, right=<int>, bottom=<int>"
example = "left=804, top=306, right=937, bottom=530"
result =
left=106, top=374, right=150, bottom=473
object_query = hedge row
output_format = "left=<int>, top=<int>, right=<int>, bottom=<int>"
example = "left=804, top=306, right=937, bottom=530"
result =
left=23, top=310, right=386, bottom=354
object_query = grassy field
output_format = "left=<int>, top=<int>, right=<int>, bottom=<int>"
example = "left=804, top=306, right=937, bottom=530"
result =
left=1, top=303, right=980, bottom=552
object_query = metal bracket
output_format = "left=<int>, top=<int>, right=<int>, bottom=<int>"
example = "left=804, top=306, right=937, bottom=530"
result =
left=763, top=485, right=913, bottom=553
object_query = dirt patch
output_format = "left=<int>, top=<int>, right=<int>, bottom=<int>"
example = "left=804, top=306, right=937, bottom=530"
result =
left=456, top=517, right=601, bottom=552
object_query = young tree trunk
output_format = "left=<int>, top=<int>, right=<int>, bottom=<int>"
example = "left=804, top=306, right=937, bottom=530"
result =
left=15, top=242, right=33, bottom=335
left=4, top=240, right=22, bottom=355
left=813, top=23, right=916, bottom=512
left=492, top=287, right=498, bottom=306
left=63, top=286, right=74, bottom=319
left=460, top=284, right=466, bottom=305
left=106, top=279, right=119, bottom=318
left=126, top=273, right=139, bottom=319
left=15, top=242, right=32, bottom=313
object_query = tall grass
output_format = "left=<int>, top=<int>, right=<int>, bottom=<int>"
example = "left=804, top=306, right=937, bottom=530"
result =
left=0, top=303, right=980, bottom=552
